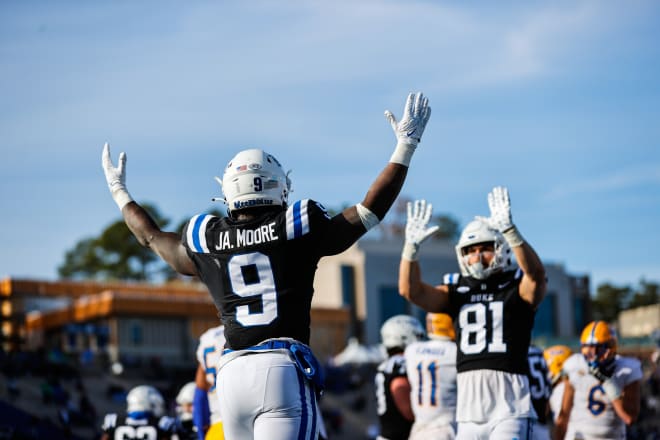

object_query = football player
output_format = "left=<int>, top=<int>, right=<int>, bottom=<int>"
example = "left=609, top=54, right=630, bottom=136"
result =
left=376, top=315, right=425, bottom=440
left=404, top=313, right=458, bottom=440
left=397, top=194, right=547, bottom=440
left=102, top=92, right=431, bottom=440
left=542, top=344, right=571, bottom=428
left=527, top=345, right=551, bottom=440
left=175, top=382, right=198, bottom=440
left=101, top=385, right=176, bottom=440
left=555, top=321, right=642, bottom=440
left=194, top=325, right=226, bottom=440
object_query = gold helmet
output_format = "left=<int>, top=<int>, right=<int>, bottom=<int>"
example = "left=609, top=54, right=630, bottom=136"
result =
left=580, top=321, right=617, bottom=369
left=543, top=345, right=572, bottom=385
left=426, top=313, right=455, bottom=341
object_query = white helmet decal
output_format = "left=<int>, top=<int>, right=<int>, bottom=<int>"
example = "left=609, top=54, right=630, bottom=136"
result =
left=455, top=218, right=514, bottom=279
left=219, top=148, right=291, bottom=213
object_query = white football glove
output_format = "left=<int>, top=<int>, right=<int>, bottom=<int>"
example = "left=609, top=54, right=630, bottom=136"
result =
left=385, top=92, right=431, bottom=166
left=477, top=186, right=524, bottom=247
left=402, top=199, right=440, bottom=261
left=102, top=143, right=133, bottom=210
left=486, top=186, right=513, bottom=232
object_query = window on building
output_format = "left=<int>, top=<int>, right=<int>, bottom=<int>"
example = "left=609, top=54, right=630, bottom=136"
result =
left=533, top=292, right=556, bottom=338
left=379, top=286, right=410, bottom=322
left=130, top=321, right=143, bottom=346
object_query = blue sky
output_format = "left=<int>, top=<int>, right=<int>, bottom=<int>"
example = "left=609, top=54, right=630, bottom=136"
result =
left=1, top=1, right=659, bottom=293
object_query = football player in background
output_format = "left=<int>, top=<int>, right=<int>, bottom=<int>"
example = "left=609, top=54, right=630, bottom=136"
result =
left=404, top=312, right=458, bottom=440
left=375, top=315, right=425, bottom=440
left=102, top=92, right=431, bottom=440
left=398, top=193, right=547, bottom=440
left=101, top=385, right=176, bottom=440
left=175, top=382, right=198, bottom=440
left=542, top=344, right=572, bottom=429
left=555, top=321, right=642, bottom=440
left=527, top=345, right=552, bottom=440
left=194, top=325, right=226, bottom=440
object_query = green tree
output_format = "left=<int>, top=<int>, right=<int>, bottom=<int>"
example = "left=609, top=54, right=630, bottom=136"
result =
left=58, top=203, right=171, bottom=281
left=627, top=280, right=659, bottom=309
left=591, top=283, right=631, bottom=322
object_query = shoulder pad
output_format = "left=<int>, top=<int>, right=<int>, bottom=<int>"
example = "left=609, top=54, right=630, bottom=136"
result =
left=159, top=415, right=176, bottom=431
left=102, top=413, right=118, bottom=430
left=185, top=214, right=216, bottom=253
left=379, top=354, right=406, bottom=375
left=443, top=273, right=461, bottom=285
left=513, top=268, right=523, bottom=280
left=286, top=199, right=317, bottom=240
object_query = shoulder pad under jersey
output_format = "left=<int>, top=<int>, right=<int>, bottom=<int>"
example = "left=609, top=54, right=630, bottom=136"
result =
left=443, top=273, right=461, bottom=285
left=285, top=199, right=330, bottom=240
left=514, top=267, right=523, bottom=280
left=102, top=413, right=118, bottom=430
left=184, top=213, right=218, bottom=254
left=159, top=415, right=176, bottom=432
left=378, top=354, right=407, bottom=375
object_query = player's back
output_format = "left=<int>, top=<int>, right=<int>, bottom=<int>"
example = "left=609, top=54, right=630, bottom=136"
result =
left=404, top=338, right=457, bottom=425
left=375, top=354, right=413, bottom=440
left=101, top=411, right=176, bottom=440
left=183, top=199, right=334, bottom=349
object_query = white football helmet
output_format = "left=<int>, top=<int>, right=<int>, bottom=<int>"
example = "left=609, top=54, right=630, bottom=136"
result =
left=380, top=315, right=425, bottom=349
left=126, top=385, right=165, bottom=418
left=220, top=148, right=291, bottom=213
left=455, top=218, right=514, bottom=280
left=175, top=382, right=196, bottom=421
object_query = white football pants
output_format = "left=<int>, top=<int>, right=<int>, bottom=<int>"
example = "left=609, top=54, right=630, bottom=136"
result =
left=457, top=417, right=534, bottom=440
left=216, top=350, right=320, bottom=440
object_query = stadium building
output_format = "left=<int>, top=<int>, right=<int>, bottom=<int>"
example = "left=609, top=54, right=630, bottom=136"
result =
left=1, top=238, right=590, bottom=367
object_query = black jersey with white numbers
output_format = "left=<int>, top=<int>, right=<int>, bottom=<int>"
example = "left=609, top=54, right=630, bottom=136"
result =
left=101, top=412, right=176, bottom=440
left=527, top=345, right=551, bottom=425
left=183, top=199, right=360, bottom=350
left=444, top=268, right=536, bottom=375
left=375, top=354, right=413, bottom=440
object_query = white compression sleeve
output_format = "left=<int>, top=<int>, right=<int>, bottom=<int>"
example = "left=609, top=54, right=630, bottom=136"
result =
left=356, top=203, right=380, bottom=230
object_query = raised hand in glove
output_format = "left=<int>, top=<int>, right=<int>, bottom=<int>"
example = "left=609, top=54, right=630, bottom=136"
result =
left=385, top=92, right=432, bottom=166
left=477, top=186, right=524, bottom=247
left=102, top=143, right=133, bottom=210
left=589, top=364, right=622, bottom=400
left=401, top=199, right=439, bottom=261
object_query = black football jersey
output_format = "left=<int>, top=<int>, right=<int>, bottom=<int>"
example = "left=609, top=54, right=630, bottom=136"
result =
left=375, top=354, right=413, bottom=440
left=183, top=199, right=362, bottom=350
left=444, top=268, right=536, bottom=375
left=527, top=345, right=551, bottom=425
left=101, top=412, right=176, bottom=440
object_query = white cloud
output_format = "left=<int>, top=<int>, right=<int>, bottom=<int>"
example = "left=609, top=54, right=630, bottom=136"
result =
left=545, top=164, right=660, bottom=200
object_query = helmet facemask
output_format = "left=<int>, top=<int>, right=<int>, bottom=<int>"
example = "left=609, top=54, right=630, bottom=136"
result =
left=580, top=321, right=617, bottom=374
left=455, top=219, right=514, bottom=280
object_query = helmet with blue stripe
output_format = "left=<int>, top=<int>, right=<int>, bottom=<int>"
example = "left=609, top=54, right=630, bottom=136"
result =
left=220, top=149, right=291, bottom=214
left=580, top=321, right=617, bottom=370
